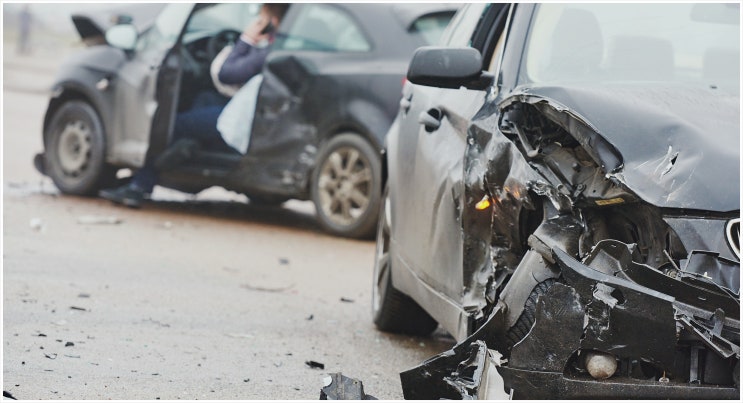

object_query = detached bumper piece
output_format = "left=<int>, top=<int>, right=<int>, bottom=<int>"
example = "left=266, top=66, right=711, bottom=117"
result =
left=320, top=373, right=377, bottom=400
left=400, top=340, right=506, bottom=399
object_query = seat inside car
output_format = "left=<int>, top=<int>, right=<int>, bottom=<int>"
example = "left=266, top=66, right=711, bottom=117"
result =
left=544, top=8, right=604, bottom=81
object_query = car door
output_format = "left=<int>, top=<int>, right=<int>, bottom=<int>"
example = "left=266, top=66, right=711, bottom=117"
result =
left=391, top=3, right=511, bottom=338
left=244, top=3, right=377, bottom=192
left=108, top=3, right=194, bottom=168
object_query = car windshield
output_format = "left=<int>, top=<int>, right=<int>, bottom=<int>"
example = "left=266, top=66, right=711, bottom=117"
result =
left=137, top=3, right=192, bottom=52
left=523, top=3, right=740, bottom=93
left=185, top=3, right=261, bottom=39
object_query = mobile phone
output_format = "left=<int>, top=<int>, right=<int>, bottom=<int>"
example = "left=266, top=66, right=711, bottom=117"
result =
left=260, top=21, right=275, bottom=35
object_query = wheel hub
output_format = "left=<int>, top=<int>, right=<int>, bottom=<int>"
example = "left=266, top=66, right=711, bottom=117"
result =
left=318, top=147, right=372, bottom=226
left=57, top=120, right=92, bottom=175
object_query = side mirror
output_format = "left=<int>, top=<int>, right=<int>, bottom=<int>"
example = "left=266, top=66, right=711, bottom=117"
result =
left=407, top=46, right=492, bottom=90
left=105, top=24, right=138, bottom=51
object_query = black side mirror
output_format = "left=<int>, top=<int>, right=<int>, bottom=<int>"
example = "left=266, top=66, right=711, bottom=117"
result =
left=407, top=46, right=493, bottom=90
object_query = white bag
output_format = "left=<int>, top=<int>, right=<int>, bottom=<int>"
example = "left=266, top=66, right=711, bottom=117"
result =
left=210, top=45, right=242, bottom=98
left=216, top=74, right=263, bottom=154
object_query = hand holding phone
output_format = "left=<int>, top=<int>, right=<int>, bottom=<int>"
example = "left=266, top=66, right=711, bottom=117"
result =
left=260, top=21, right=275, bottom=35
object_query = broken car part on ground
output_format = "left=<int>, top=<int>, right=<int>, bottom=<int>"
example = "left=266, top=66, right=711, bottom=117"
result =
left=373, top=3, right=739, bottom=399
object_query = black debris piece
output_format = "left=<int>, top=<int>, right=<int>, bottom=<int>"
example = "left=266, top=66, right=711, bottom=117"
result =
left=306, top=314, right=314, bottom=321
left=78, top=293, right=91, bottom=298
left=70, top=306, right=87, bottom=311
left=3, top=391, right=18, bottom=400
left=305, top=360, right=325, bottom=370
left=279, top=258, right=290, bottom=265
left=21, top=361, right=25, bottom=365
left=340, top=297, right=354, bottom=303
left=56, top=339, right=62, bottom=342
left=243, top=379, right=250, bottom=383
left=65, top=342, right=74, bottom=347
left=320, top=373, right=377, bottom=400
left=36, top=333, right=47, bottom=337
left=44, top=353, right=57, bottom=360
left=64, top=355, right=81, bottom=359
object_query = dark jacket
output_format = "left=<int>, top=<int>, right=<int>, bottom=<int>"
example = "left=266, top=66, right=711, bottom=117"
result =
left=218, top=38, right=270, bottom=85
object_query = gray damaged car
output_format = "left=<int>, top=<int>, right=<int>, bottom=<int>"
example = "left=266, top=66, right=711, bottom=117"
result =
left=371, top=3, right=740, bottom=399
left=35, top=3, right=457, bottom=239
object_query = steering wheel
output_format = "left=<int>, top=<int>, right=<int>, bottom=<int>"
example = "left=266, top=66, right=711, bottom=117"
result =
left=207, top=29, right=241, bottom=62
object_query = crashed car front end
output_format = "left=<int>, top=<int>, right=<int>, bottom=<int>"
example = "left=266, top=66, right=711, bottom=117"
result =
left=401, top=84, right=740, bottom=399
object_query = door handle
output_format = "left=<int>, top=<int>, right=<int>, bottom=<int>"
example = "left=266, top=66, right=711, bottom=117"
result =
left=399, top=97, right=411, bottom=114
left=418, top=108, right=442, bottom=132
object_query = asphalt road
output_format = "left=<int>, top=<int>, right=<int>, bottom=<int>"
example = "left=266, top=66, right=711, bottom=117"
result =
left=2, top=47, right=455, bottom=400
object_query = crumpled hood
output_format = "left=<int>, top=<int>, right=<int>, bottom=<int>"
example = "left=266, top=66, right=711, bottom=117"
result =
left=515, top=83, right=740, bottom=212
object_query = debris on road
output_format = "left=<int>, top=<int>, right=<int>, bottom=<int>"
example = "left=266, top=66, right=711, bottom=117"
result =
left=69, top=306, right=87, bottom=311
left=29, top=217, right=44, bottom=231
left=241, top=283, right=294, bottom=293
left=3, top=390, right=18, bottom=400
left=76, top=215, right=122, bottom=225
left=319, top=373, right=376, bottom=400
left=44, top=353, right=57, bottom=360
left=279, top=258, right=290, bottom=265
left=339, top=297, right=354, bottom=303
left=305, top=360, right=325, bottom=370
left=65, top=342, right=74, bottom=347
left=36, top=333, right=47, bottom=337
left=225, top=333, right=254, bottom=339
left=306, top=314, right=314, bottom=321
left=63, top=354, right=80, bottom=359
left=77, top=293, right=90, bottom=298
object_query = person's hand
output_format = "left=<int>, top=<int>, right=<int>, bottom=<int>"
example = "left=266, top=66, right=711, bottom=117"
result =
left=242, top=16, right=271, bottom=45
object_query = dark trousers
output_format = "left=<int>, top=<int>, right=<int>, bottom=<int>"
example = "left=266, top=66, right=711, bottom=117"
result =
left=131, top=92, right=230, bottom=192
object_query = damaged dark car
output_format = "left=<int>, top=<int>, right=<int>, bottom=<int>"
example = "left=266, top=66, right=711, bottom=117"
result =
left=35, top=2, right=456, bottom=238
left=373, top=3, right=740, bottom=399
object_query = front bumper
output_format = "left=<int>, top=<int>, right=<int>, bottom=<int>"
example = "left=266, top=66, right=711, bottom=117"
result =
left=400, top=241, right=740, bottom=399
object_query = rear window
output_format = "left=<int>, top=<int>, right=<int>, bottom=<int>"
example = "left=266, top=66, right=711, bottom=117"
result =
left=409, top=12, right=455, bottom=45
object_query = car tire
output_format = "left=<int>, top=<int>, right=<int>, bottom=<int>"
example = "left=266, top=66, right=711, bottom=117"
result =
left=505, top=278, right=557, bottom=349
left=311, top=133, right=382, bottom=239
left=372, top=184, right=438, bottom=336
left=44, top=100, right=114, bottom=195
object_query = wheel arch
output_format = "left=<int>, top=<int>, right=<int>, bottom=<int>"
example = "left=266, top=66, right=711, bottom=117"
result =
left=44, top=83, right=110, bottom=152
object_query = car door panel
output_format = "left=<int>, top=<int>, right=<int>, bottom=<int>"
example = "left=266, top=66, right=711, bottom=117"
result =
left=393, top=87, right=485, bottom=304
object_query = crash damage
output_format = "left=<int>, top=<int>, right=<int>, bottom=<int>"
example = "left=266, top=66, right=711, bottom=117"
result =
left=400, top=85, right=740, bottom=398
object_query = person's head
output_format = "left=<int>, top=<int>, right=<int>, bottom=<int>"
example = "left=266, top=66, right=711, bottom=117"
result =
left=261, top=3, right=290, bottom=28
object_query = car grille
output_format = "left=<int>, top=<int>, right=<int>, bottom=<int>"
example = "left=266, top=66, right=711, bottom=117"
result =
left=726, top=218, right=740, bottom=259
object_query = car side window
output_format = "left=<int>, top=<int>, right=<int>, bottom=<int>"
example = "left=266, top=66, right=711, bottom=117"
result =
left=276, top=4, right=371, bottom=52
left=441, top=3, right=489, bottom=47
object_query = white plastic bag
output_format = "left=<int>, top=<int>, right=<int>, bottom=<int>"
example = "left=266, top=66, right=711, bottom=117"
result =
left=216, top=74, right=263, bottom=154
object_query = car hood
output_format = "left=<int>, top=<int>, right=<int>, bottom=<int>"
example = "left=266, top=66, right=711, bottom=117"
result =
left=71, top=4, right=164, bottom=42
left=511, top=83, right=740, bottom=212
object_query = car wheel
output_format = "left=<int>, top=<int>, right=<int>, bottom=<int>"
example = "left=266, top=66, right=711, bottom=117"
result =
left=311, top=133, right=382, bottom=239
left=372, top=184, right=438, bottom=336
left=505, top=278, right=557, bottom=349
left=44, top=100, right=114, bottom=195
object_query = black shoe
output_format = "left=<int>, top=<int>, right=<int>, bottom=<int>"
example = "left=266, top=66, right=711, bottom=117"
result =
left=99, top=184, right=146, bottom=208
left=154, top=139, right=198, bottom=171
